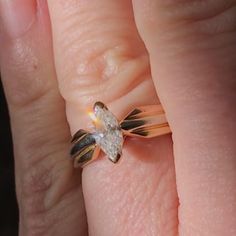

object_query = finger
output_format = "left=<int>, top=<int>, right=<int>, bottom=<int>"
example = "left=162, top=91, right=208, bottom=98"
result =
left=47, top=0, right=178, bottom=235
left=0, top=1, right=87, bottom=235
left=132, top=1, right=236, bottom=235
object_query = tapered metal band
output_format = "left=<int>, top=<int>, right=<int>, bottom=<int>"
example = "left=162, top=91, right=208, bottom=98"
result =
left=120, top=104, right=170, bottom=138
left=70, top=102, right=171, bottom=168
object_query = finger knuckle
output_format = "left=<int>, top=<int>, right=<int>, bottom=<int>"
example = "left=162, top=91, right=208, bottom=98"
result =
left=54, top=11, right=150, bottom=104
left=18, top=162, right=54, bottom=235
left=20, top=163, right=52, bottom=202
left=59, top=40, right=150, bottom=105
left=18, top=153, right=70, bottom=235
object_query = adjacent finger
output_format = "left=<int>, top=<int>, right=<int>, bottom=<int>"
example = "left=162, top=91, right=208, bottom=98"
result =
left=132, top=1, right=236, bottom=235
left=47, top=0, right=178, bottom=235
left=0, top=0, right=87, bottom=235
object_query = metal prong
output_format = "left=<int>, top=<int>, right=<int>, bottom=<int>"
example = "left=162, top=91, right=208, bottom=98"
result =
left=108, top=153, right=121, bottom=164
left=94, top=101, right=108, bottom=111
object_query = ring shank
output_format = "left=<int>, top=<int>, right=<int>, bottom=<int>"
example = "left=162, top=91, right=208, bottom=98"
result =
left=120, top=104, right=171, bottom=138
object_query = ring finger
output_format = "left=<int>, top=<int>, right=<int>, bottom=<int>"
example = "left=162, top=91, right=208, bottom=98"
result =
left=47, top=1, right=178, bottom=235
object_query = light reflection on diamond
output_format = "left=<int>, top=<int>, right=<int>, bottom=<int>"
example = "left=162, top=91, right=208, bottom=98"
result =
left=92, top=104, right=123, bottom=162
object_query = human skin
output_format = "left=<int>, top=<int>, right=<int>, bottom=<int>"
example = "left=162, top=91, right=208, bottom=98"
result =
left=0, top=0, right=236, bottom=235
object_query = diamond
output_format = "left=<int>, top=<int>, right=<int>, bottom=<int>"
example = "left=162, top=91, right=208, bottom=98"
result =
left=92, top=102, right=123, bottom=163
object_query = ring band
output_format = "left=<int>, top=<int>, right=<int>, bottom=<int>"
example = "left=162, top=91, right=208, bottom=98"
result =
left=70, top=101, right=171, bottom=168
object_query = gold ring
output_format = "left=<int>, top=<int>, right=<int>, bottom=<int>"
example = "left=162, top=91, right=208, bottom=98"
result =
left=70, top=101, right=171, bottom=168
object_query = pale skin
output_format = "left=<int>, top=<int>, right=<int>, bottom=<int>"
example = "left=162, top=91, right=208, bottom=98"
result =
left=0, top=0, right=236, bottom=235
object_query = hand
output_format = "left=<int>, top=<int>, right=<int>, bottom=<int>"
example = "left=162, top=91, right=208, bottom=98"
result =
left=0, top=1, right=235, bottom=235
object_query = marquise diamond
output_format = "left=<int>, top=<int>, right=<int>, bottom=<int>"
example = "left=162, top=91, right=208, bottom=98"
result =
left=92, top=102, right=123, bottom=163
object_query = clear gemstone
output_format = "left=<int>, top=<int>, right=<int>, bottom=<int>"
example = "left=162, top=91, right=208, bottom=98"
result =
left=93, top=104, right=123, bottom=162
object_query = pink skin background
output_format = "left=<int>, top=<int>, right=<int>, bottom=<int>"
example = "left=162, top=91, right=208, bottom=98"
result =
left=0, top=0, right=236, bottom=235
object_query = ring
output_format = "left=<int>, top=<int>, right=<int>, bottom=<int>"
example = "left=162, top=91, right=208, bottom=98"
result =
left=70, top=101, right=171, bottom=168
